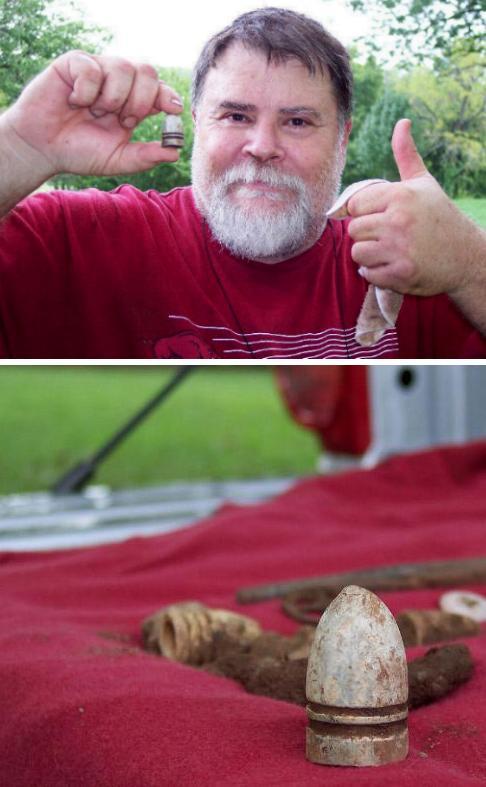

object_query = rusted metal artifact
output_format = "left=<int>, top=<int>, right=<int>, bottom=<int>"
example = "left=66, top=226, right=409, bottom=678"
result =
left=305, top=585, right=409, bottom=767
left=142, top=601, right=261, bottom=664
left=396, top=609, right=480, bottom=646
left=237, top=556, right=486, bottom=604
left=407, top=643, right=474, bottom=708
left=282, top=587, right=338, bottom=624
left=141, top=602, right=473, bottom=713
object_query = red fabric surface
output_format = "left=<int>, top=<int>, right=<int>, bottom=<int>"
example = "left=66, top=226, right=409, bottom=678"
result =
left=1, top=186, right=485, bottom=359
left=1, top=442, right=486, bottom=786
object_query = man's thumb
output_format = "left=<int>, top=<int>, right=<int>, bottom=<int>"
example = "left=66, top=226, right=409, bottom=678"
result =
left=392, top=118, right=428, bottom=181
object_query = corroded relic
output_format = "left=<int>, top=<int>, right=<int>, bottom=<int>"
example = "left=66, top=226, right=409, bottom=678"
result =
left=142, top=601, right=261, bottom=664
left=305, top=585, right=409, bottom=767
left=161, top=114, right=184, bottom=148
left=396, top=608, right=480, bottom=646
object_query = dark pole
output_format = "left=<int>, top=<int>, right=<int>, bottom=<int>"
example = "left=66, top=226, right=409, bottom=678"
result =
left=51, top=366, right=195, bottom=495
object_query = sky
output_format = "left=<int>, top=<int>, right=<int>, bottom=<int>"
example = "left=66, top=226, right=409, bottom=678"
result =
left=73, top=0, right=373, bottom=70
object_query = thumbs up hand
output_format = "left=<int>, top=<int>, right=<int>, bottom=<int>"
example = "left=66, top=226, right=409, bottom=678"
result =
left=391, top=117, right=429, bottom=181
left=347, top=118, right=476, bottom=299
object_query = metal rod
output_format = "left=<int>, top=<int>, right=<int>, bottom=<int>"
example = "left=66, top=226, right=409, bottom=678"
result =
left=236, top=556, right=486, bottom=603
left=51, top=366, right=195, bottom=495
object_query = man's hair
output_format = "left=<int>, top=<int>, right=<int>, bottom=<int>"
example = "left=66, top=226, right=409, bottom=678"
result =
left=191, top=7, right=353, bottom=123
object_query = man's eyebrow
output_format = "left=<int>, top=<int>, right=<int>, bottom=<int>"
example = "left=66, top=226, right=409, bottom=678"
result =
left=279, top=106, right=323, bottom=120
left=217, top=101, right=258, bottom=112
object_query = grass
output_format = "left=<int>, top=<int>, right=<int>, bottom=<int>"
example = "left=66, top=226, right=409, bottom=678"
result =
left=454, top=197, right=486, bottom=228
left=1, top=198, right=483, bottom=499
left=0, top=367, right=321, bottom=495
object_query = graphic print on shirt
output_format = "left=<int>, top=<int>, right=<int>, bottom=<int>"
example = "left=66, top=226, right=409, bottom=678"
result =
left=153, top=331, right=218, bottom=359
left=165, top=315, right=399, bottom=359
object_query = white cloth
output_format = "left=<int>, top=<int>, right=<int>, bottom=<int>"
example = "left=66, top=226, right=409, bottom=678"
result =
left=326, top=179, right=403, bottom=347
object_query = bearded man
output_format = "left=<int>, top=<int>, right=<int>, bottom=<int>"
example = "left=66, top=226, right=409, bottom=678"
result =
left=0, top=7, right=485, bottom=358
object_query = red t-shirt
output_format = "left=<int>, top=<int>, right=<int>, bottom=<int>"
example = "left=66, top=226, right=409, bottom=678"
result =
left=0, top=184, right=483, bottom=358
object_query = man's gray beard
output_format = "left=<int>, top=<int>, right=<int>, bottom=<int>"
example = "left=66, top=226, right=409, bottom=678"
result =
left=192, top=153, right=343, bottom=262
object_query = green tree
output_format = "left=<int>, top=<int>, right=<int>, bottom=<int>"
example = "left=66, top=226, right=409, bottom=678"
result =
left=395, top=51, right=486, bottom=195
left=350, top=53, right=385, bottom=133
left=0, top=0, right=110, bottom=108
left=353, top=88, right=418, bottom=180
left=347, top=0, right=484, bottom=62
left=52, top=68, right=194, bottom=193
left=343, top=53, right=385, bottom=184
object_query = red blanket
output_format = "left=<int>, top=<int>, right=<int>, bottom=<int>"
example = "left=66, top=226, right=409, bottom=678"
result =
left=1, top=442, right=486, bottom=786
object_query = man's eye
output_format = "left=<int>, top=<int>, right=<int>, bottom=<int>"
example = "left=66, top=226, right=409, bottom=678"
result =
left=226, top=113, right=248, bottom=123
left=288, top=117, right=309, bottom=127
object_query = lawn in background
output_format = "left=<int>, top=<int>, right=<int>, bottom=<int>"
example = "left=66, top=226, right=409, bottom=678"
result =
left=0, top=367, right=320, bottom=495
left=454, top=198, right=486, bottom=228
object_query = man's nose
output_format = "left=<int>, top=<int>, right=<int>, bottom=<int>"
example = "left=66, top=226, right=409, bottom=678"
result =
left=242, top=120, right=284, bottom=163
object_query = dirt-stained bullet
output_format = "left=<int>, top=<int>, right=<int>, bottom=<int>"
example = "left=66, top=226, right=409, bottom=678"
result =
left=161, top=114, right=184, bottom=148
left=306, top=585, right=409, bottom=767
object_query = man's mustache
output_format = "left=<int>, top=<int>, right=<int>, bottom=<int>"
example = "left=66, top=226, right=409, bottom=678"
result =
left=217, top=163, right=306, bottom=196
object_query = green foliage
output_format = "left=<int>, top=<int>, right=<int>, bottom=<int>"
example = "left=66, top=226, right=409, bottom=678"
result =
left=348, top=0, right=484, bottom=62
left=343, top=47, right=485, bottom=196
left=52, top=68, right=194, bottom=194
left=350, top=88, right=418, bottom=181
left=0, top=0, right=111, bottom=106
left=349, top=53, right=385, bottom=133
left=342, top=53, right=385, bottom=184
left=395, top=52, right=486, bottom=196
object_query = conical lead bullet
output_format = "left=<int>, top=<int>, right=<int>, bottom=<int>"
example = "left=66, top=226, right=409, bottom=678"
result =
left=306, top=585, right=408, bottom=767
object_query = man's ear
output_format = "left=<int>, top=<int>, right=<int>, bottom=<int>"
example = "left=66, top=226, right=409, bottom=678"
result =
left=342, top=119, right=352, bottom=147
left=338, top=119, right=352, bottom=167
left=192, top=109, right=196, bottom=125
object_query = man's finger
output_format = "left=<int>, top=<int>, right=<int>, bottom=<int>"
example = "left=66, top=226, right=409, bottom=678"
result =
left=155, top=82, right=184, bottom=114
left=392, top=118, right=428, bottom=181
left=326, top=178, right=387, bottom=219
left=357, top=264, right=404, bottom=292
left=111, top=140, right=180, bottom=174
left=88, top=57, right=140, bottom=118
left=348, top=213, right=386, bottom=242
left=58, top=52, right=105, bottom=108
left=120, top=64, right=160, bottom=128
left=351, top=240, right=388, bottom=268
left=347, top=182, right=394, bottom=218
